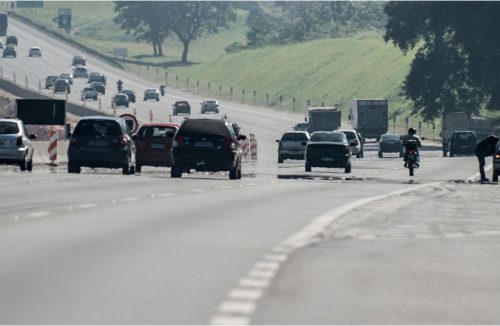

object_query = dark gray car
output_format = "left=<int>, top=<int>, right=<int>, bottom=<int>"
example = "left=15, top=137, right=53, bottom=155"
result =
left=276, top=131, right=310, bottom=163
left=68, top=116, right=136, bottom=174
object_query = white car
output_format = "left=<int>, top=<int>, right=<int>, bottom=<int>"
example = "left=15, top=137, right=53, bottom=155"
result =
left=338, top=129, right=363, bottom=158
left=28, top=47, right=42, bottom=57
left=81, top=87, right=98, bottom=101
left=0, top=118, right=36, bottom=171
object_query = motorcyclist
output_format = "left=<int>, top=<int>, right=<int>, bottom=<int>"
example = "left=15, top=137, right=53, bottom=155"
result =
left=160, top=84, right=166, bottom=96
left=117, top=79, right=123, bottom=92
left=402, top=127, right=422, bottom=168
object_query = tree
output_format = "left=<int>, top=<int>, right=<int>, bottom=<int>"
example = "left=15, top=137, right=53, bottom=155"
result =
left=162, top=2, right=236, bottom=63
left=114, top=1, right=168, bottom=56
left=384, top=2, right=500, bottom=119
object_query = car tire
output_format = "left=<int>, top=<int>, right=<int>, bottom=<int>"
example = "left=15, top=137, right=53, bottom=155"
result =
left=136, top=163, right=142, bottom=173
left=27, top=159, right=33, bottom=172
left=345, top=164, right=352, bottom=173
left=360, top=151, right=364, bottom=158
left=171, top=165, right=182, bottom=178
left=399, top=151, right=404, bottom=158
left=493, top=170, right=499, bottom=182
left=450, top=151, right=455, bottom=157
left=68, top=161, right=81, bottom=174
left=19, top=158, right=27, bottom=171
left=378, top=151, right=383, bottom=158
left=229, top=165, right=239, bottom=180
left=356, top=153, right=361, bottom=158
left=305, top=163, right=311, bottom=172
left=156, top=98, right=159, bottom=102
left=278, top=156, right=284, bottom=164
left=126, top=103, right=129, bottom=108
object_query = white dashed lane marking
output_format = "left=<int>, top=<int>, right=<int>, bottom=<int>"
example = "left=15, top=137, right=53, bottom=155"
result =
left=26, top=211, right=50, bottom=218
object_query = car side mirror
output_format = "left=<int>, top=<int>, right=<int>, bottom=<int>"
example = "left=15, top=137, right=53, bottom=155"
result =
left=350, top=141, right=358, bottom=146
left=238, top=135, right=247, bottom=141
left=276, top=139, right=280, bottom=143
left=29, top=134, right=37, bottom=140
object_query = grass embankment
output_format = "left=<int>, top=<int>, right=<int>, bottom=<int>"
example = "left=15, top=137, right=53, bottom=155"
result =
left=15, top=2, right=445, bottom=137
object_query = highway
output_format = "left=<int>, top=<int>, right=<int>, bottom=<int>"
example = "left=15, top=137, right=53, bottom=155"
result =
left=1, top=16, right=500, bottom=324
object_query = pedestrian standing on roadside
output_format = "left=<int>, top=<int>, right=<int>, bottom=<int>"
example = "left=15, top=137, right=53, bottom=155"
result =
left=475, top=134, right=499, bottom=182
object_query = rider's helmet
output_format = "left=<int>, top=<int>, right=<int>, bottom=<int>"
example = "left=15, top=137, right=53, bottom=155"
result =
left=408, top=127, right=417, bottom=135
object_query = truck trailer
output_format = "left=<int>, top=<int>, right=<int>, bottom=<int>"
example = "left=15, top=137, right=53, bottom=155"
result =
left=350, top=99, right=388, bottom=140
left=307, top=107, right=341, bottom=133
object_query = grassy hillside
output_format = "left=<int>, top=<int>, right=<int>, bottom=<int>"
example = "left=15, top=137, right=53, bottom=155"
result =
left=167, top=32, right=415, bottom=116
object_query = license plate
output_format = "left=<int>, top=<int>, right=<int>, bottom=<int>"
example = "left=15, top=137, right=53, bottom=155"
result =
left=322, top=157, right=334, bottom=161
left=89, top=140, right=106, bottom=146
left=195, top=141, right=213, bottom=148
left=151, top=143, right=165, bottom=149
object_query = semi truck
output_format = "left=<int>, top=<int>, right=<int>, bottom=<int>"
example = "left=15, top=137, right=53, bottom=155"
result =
left=441, top=112, right=493, bottom=156
left=350, top=99, right=388, bottom=139
left=0, top=13, right=7, bottom=37
left=307, top=107, right=341, bottom=133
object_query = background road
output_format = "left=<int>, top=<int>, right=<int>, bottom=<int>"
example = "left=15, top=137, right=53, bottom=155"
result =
left=0, top=16, right=499, bottom=324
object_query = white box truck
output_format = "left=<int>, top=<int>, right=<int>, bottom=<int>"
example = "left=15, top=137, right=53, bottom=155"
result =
left=350, top=99, right=388, bottom=140
left=307, top=107, right=341, bottom=133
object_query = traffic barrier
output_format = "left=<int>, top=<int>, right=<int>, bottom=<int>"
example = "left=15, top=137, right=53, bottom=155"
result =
left=133, top=108, right=137, bottom=117
left=13, top=71, right=16, bottom=83
left=98, top=98, right=102, bottom=110
left=241, top=139, right=250, bottom=159
left=25, top=74, right=28, bottom=88
left=249, top=133, right=258, bottom=160
left=48, top=129, right=57, bottom=163
left=149, top=109, right=153, bottom=122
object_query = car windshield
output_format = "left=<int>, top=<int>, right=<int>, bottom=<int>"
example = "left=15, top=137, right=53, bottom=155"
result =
left=0, top=122, right=19, bottom=134
left=282, top=133, right=308, bottom=141
left=74, top=120, right=122, bottom=137
left=206, top=100, right=217, bottom=104
left=138, top=126, right=177, bottom=138
left=311, top=132, right=346, bottom=143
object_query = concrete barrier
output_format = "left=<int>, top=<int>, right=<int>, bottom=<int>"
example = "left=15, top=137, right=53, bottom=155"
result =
left=32, top=141, right=69, bottom=165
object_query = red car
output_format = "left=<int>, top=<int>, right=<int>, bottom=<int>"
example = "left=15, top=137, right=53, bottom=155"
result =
left=133, top=123, right=179, bottom=172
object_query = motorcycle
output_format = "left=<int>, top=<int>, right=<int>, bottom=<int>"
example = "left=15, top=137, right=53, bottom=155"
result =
left=160, top=85, right=166, bottom=96
left=117, top=80, right=123, bottom=93
left=404, top=139, right=420, bottom=176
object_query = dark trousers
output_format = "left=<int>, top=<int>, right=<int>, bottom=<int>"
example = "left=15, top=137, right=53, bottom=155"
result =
left=477, top=155, right=487, bottom=180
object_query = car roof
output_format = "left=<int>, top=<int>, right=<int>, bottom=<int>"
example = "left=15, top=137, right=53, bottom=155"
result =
left=145, top=88, right=158, bottom=91
left=79, top=116, right=121, bottom=121
left=30, top=47, right=41, bottom=50
left=284, top=130, right=309, bottom=134
left=139, top=123, right=179, bottom=128
left=0, top=118, right=20, bottom=123
left=453, top=130, right=476, bottom=134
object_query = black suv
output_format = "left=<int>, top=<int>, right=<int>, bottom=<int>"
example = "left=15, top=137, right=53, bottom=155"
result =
left=170, top=118, right=246, bottom=179
left=2, top=46, right=16, bottom=58
left=449, top=131, right=477, bottom=157
left=54, top=78, right=70, bottom=94
left=68, top=116, right=136, bottom=174
left=173, top=101, right=191, bottom=115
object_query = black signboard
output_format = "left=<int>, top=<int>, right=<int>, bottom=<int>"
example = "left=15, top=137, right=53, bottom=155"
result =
left=16, top=99, right=66, bottom=125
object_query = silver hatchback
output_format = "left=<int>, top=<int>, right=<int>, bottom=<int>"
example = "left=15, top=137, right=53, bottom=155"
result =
left=0, top=118, right=36, bottom=171
left=276, top=131, right=310, bottom=163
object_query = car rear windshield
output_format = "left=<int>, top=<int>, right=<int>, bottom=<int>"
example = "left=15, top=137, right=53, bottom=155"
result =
left=381, top=134, right=400, bottom=141
left=177, top=119, right=231, bottom=137
left=341, top=131, right=356, bottom=140
left=0, top=122, right=19, bottom=134
left=138, top=126, right=176, bottom=138
left=74, top=120, right=123, bottom=137
left=453, top=133, right=476, bottom=142
left=282, top=133, right=308, bottom=141
left=311, top=132, right=346, bottom=143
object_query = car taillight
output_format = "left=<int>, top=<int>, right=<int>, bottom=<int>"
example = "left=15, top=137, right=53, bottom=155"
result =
left=496, top=153, right=500, bottom=159
left=173, top=136, right=184, bottom=147
left=70, top=138, right=78, bottom=146
left=224, top=137, right=236, bottom=149
left=16, top=136, right=22, bottom=147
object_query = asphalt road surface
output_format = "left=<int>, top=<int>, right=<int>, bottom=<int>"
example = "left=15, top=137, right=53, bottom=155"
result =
left=1, top=16, right=499, bottom=324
